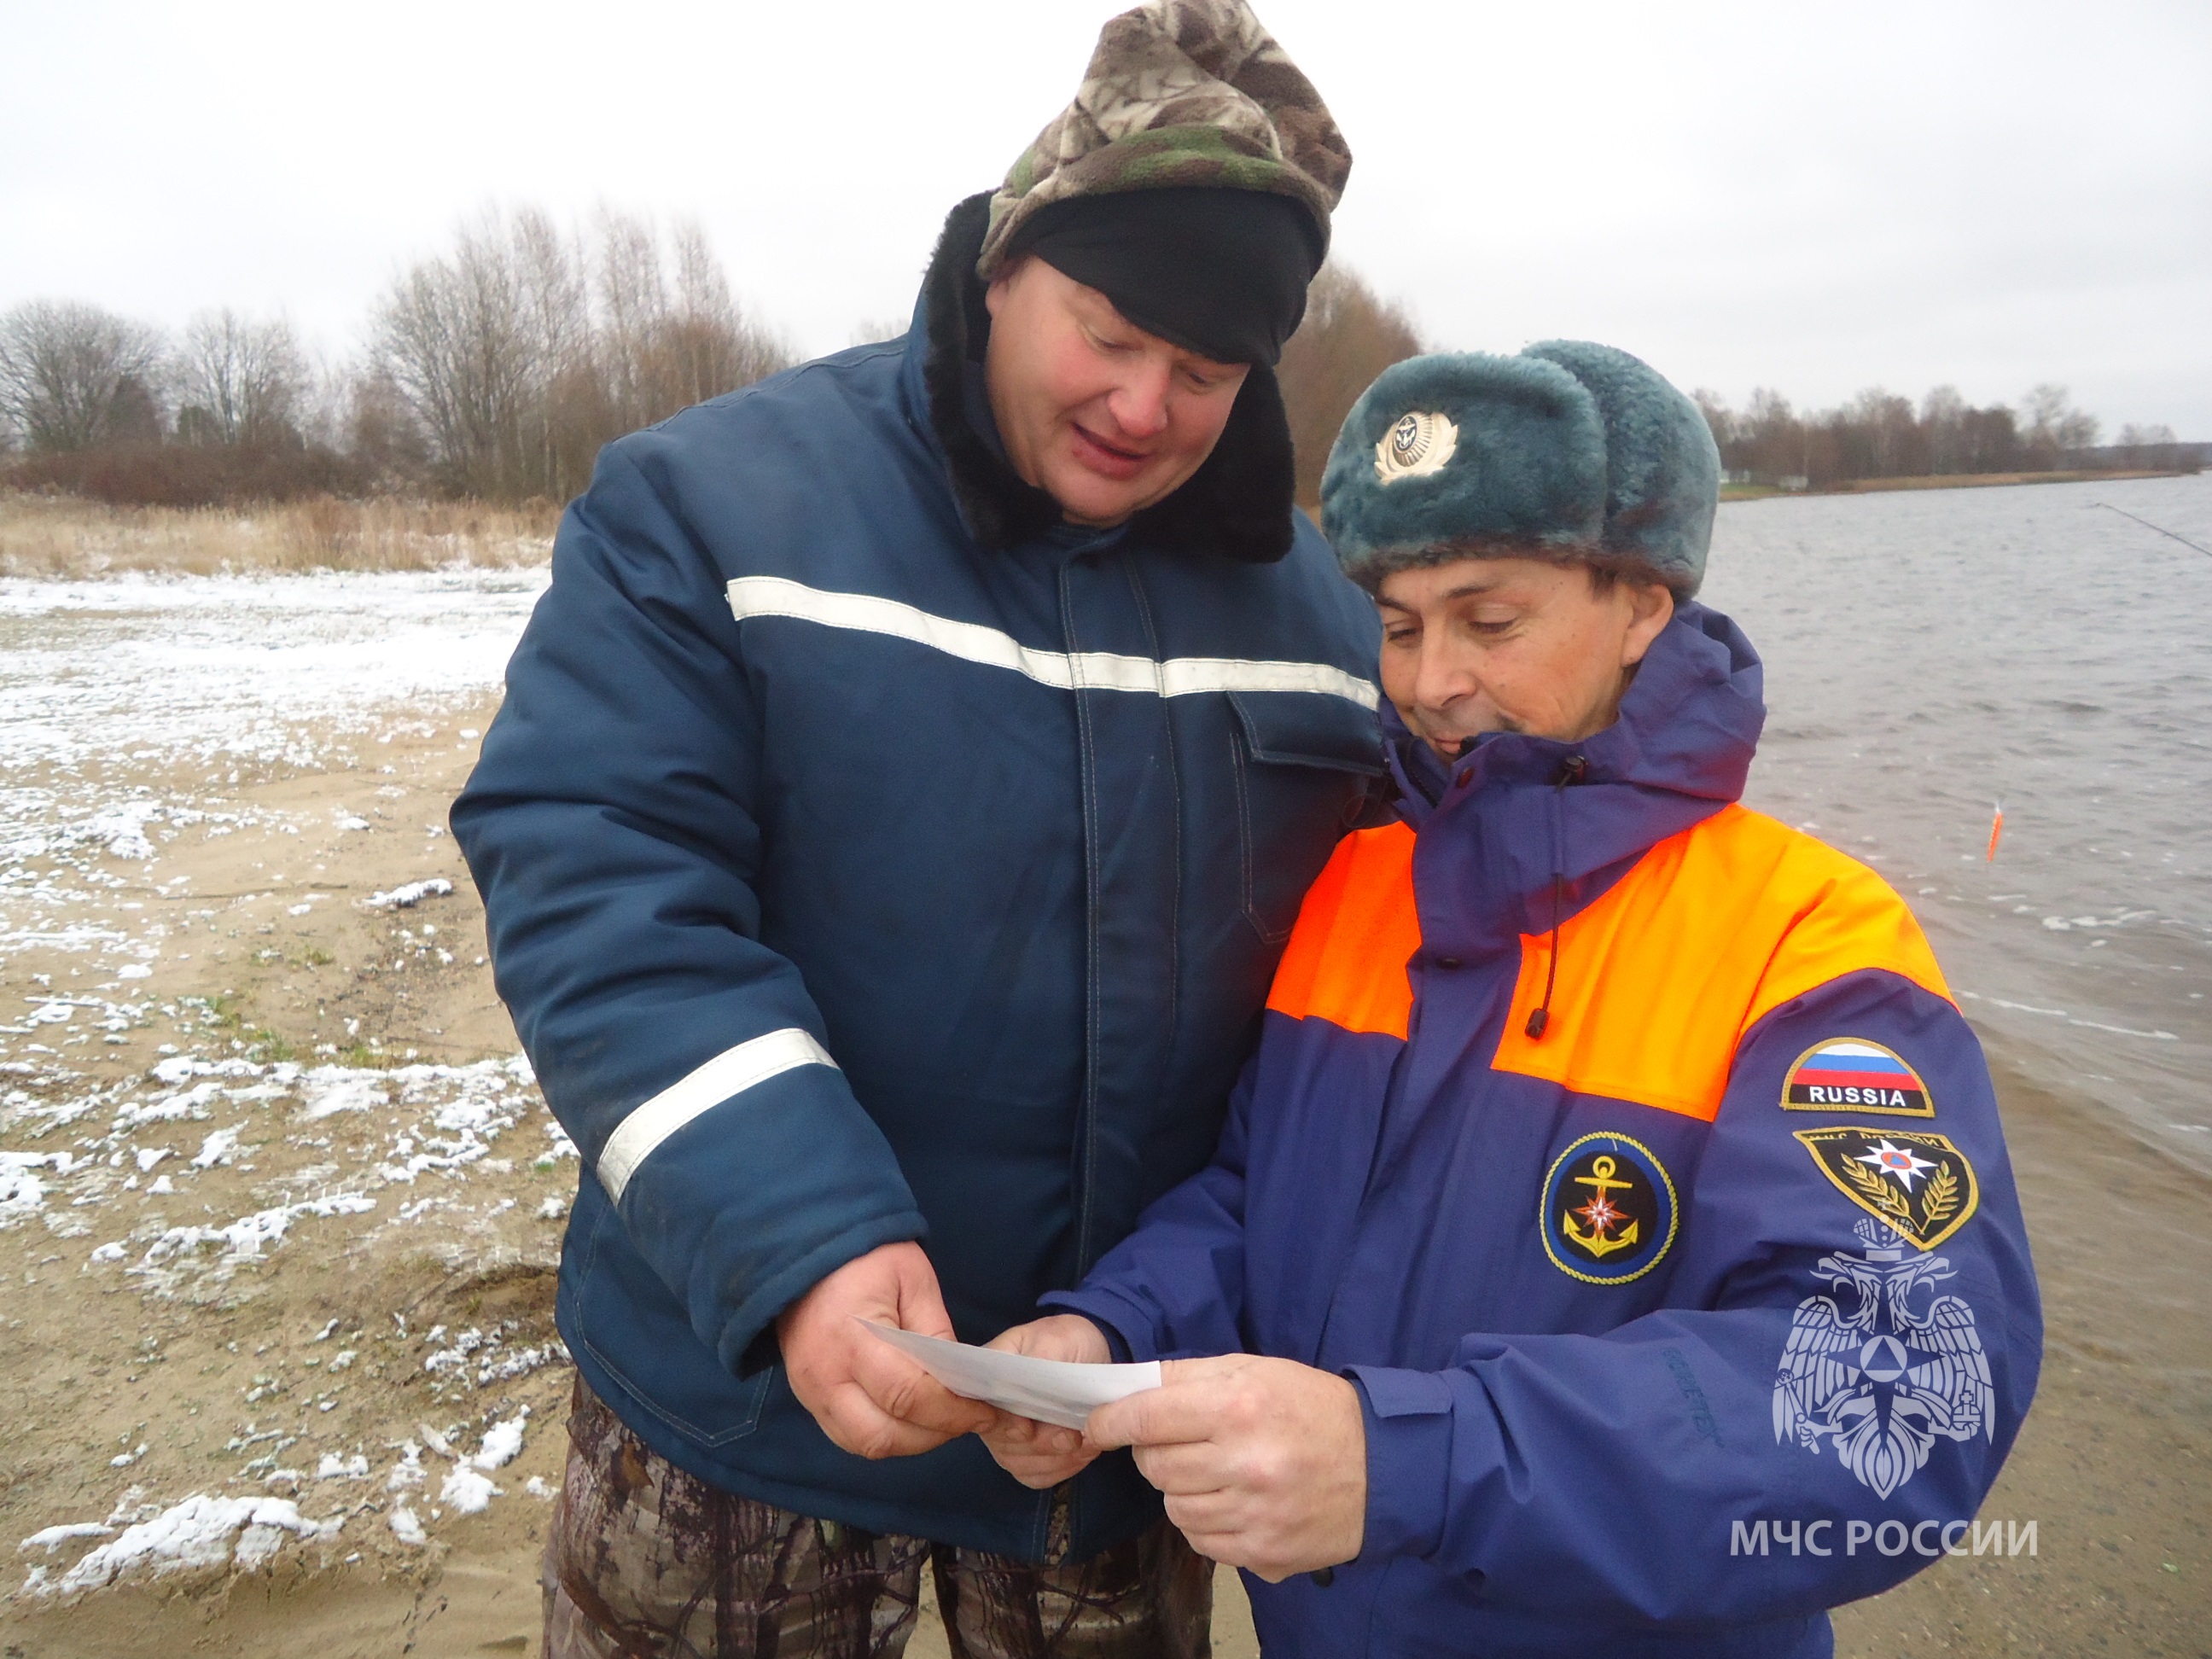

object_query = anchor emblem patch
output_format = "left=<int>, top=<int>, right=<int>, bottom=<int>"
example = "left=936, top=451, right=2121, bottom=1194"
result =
left=1540, top=1132, right=1678, bottom=1285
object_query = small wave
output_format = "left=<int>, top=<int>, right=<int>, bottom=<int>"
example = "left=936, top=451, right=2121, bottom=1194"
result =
left=2069, top=1019, right=2180, bottom=1042
left=1959, top=991, right=2179, bottom=1041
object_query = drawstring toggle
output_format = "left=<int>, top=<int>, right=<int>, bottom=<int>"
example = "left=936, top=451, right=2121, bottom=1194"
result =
left=1524, top=754, right=1587, bottom=1042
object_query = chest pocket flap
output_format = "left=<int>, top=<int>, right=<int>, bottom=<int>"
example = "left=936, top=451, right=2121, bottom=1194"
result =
left=1229, top=690, right=1386, bottom=943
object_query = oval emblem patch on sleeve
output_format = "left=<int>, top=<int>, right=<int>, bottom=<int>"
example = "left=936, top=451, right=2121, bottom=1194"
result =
left=1540, top=1133, right=1679, bottom=1285
left=1781, top=1039, right=1934, bottom=1116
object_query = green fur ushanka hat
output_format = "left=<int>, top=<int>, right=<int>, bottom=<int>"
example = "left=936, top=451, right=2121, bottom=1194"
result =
left=1319, top=341, right=1720, bottom=596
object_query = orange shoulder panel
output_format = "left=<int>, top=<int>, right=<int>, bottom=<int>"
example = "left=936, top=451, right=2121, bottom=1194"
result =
left=1266, top=823, right=1420, bottom=1040
left=1490, top=805, right=1952, bottom=1121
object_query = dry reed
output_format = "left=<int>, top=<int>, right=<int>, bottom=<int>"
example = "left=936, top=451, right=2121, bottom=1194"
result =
left=0, top=492, right=559, bottom=579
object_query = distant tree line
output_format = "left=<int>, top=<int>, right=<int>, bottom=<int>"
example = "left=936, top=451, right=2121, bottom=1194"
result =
left=6, top=208, right=2185, bottom=509
left=0, top=222, right=1423, bottom=512
left=0, top=208, right=792, bottom=507
left=1692, top=383, right=2197, bottom=488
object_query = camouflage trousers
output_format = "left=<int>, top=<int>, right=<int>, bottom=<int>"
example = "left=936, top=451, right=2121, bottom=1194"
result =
left=544, top=1379, right=1214, bottom=1659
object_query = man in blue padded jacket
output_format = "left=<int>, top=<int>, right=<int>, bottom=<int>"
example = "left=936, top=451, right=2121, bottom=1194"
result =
left=450, top=3, right=1382, bottom=1654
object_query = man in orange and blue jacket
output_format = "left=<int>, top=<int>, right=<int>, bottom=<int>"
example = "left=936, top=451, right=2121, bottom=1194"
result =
left=981, top=344, right=2042, bottom=1657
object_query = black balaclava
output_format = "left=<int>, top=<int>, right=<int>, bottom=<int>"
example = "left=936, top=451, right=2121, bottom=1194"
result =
left=1004, top=186, right=1323, bottom=367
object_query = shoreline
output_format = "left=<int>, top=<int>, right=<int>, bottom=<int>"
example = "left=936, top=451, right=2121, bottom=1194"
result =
left=1721, top=467, right=2194, bottom=502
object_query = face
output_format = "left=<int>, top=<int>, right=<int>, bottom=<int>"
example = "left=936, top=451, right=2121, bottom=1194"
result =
left=1376, top=557, right=1676, bottom=754
left=983, top=256, right=1250, bottom=527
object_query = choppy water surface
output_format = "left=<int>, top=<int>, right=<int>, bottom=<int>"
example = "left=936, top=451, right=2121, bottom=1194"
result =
left=1703, top=473, right=2212, bottom=1174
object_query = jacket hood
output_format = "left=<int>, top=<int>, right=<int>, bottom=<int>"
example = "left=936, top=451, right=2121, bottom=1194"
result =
left=911, top=192, right=1300, bottom=563
left=1388, top=600, right=1765, bottom=955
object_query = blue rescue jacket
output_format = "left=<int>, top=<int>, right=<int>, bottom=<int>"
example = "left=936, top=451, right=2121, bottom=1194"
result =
left=451, top=197, right=1384, bottom=1557
left=1050, top=604, right=2042, bottom=1655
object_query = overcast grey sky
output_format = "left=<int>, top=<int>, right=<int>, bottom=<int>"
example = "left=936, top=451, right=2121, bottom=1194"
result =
left=4, top=0, right=2208, bottom=434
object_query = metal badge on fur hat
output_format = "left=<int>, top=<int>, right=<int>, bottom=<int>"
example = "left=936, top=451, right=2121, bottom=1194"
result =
left=977, top=0, right=1350, bottom=279
left=1320, top=343, right=1720, bottom=596
left=1375, top=410, right=1458, bottom=481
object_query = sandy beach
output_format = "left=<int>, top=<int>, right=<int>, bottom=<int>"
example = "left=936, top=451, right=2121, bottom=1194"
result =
left=1, top=690, right=2205, bottom=1657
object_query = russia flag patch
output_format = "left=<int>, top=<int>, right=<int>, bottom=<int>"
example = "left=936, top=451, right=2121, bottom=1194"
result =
left=1781, top=1039, right=1934, bottom=1116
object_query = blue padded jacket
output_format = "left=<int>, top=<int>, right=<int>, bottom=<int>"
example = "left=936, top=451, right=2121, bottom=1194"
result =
left=450, top=198, right=1383, bottom=1558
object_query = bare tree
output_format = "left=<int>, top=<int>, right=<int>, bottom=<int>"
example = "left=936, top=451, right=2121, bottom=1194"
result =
left=1919, top=385, right=1967, bottom=474
left=2114, top=422, right=2181, bottom=470
left=368, top=206, right=789, bottom=499
left=173, top=309, right=309, bottom=446
left=661, top=218, right=788, bottom=411
left=2018, top=383, right=2100, bottom=463
left=371, top=209, right=562, bottom=497
left=1838, top=387, right=1921, bottom=478
left=0, top=300, right=167, bottom=451
left=1741, top=388, right=1806, bottom=480
left=1693, top=389, right=1739, bottom=457
left=592, top=211, right=787, bottom=433
left=1277, top=262, right=1423, bottom=509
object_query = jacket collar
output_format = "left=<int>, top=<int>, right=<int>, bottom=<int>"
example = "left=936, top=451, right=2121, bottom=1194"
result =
left=902, top=193, right=1299, bottom=563
left=1388, top=601, right=1767, bottom=955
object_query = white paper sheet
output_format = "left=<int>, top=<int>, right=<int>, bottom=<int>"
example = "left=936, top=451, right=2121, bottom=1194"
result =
left=860, top=1320, right=1161, bottom=1432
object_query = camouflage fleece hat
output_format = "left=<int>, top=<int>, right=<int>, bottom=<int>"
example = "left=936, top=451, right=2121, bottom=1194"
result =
left=976, top=0, right=1352, bottom=280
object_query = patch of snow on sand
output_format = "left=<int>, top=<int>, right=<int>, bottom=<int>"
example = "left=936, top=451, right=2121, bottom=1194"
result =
left=473, top=1412, right=528, bottom=1470
left=435, top=1412, right=528, bottom=1516
left=189, top=1125, right=242, bottom=1168
left=364, top=878, right=454, bottom=910
left=439, top=1464, right=499, bottom=1514
left=0, top=569, right=542, bottom=988
left=74, top=801, right=166, bottom=863
left=296, top=1067, right=389, bottom=1120
left=0, top=1150, right=65, bottom=1222
left=9, top=1049, right=559, bottom=1294
left=0, top=568, right=547, bottom=777
left=131, top=1194, right=376, bottom=1289
left=387, top=1444, right=427, bottom=1491
left=44, top=1493, right=334, bottom=1591
left=374, top=1057, right=539, bottom=1182
left=18, top=1522, right=114, bottom=1551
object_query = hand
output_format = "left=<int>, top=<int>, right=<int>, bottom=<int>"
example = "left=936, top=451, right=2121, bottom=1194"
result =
left=977, top=1315, right=1113, bottom=1489
left=775, top=1242, right=996, bottom=1459
left=1085, top=1353, right=1366, bottom=1581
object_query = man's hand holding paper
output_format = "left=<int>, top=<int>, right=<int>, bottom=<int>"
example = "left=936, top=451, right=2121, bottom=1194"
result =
left=864, top=1314, right=1146, bottom=1489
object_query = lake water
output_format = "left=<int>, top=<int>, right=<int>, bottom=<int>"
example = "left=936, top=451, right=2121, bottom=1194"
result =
left=1703, top=472, right=2212, bottom=1176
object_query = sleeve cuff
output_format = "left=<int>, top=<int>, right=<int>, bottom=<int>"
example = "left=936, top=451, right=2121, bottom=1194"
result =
left=1348, top=1365, right=1456, bottom=1563
left=1038, top=1287, right=1150, bottom=1363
